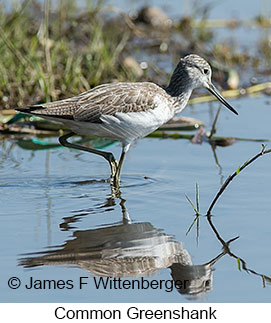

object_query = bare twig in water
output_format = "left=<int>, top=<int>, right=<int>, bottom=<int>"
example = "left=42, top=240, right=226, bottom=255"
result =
left=185, top=146, right=271, bottom=286
left=207, top=145, right=271, bottom=216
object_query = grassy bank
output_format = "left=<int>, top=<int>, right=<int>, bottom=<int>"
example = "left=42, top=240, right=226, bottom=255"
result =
left=0, top=0, right=135, bottom=109
left=0, top=0, right=270, bottom=112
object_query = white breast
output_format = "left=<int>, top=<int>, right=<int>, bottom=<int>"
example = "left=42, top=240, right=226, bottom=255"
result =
left=99, top=95, right=175, bottom=144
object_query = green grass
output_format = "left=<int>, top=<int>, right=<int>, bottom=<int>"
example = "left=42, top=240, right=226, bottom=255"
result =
left=0, top=0, right=132, bottom=109
left=1, top=0, right=270, bottom=111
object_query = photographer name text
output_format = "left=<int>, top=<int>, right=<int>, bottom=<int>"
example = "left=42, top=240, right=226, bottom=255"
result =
left=8, top=276, right=189, bottom=293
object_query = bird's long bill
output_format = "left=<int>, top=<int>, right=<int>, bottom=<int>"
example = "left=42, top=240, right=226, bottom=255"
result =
left=207, top=83, right=238, bottom=115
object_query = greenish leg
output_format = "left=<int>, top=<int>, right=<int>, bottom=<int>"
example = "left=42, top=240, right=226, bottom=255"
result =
left=59, top=132, right=119, bottom=183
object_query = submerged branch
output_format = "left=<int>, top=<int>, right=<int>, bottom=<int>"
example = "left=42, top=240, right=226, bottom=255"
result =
left=149, top=131, right=271, bottom=144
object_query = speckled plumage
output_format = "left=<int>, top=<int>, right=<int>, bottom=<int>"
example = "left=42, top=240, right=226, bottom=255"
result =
left=17, top=54, right=237, bottom=185
left=22, top=82, right=170, bottom=123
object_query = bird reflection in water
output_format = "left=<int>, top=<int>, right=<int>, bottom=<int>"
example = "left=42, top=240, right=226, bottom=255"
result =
left=19, top=194, right=227, bottom=298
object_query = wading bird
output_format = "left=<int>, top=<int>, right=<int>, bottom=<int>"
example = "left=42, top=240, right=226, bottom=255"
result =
left=17, top=54, right=238, bottom=187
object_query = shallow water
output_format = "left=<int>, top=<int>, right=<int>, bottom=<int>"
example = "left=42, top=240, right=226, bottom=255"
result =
left=1, top=94, right=271, bottom=302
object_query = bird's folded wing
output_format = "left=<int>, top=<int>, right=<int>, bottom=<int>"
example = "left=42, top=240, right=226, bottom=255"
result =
left=17, top=82, right=161, bottom=123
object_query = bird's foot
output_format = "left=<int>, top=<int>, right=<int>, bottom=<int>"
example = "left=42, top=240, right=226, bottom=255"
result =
left=109, top=157, right=121, bottom=189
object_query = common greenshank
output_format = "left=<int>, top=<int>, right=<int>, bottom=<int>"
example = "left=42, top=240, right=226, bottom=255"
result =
left=17, top=54, right=238, bottom=186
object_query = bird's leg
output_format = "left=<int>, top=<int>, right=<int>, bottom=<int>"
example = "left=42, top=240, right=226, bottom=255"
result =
left=59, top=132, right=119, bottom=181
left=114, top=151, right=126, bottom=184
left=112, top=143, right=130, bottom=187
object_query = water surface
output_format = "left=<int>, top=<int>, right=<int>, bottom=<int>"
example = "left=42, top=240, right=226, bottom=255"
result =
left=1, top=94, right=271, bottom=302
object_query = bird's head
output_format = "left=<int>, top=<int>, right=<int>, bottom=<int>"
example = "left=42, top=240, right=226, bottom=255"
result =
left=169, top=54, right=238, bottom=115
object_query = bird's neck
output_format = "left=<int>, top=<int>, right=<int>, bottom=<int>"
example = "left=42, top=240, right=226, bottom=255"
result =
left=165, top=82, right=192, bottom=114
left=165, top=61, right=193, bottom=113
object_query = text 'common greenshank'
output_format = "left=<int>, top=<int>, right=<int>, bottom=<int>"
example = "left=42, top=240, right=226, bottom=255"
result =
left=17, top=54, right=238, bottom=187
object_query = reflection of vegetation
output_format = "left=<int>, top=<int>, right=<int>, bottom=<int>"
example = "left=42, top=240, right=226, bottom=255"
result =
left=206, top=215, right=271, bottom=288
left=185, top=184, right=200, bottom=245
left=186, top=145, right=271, bottom=287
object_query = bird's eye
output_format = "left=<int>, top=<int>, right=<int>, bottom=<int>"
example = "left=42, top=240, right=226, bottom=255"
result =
left=203, top=68, right=209, bottom=75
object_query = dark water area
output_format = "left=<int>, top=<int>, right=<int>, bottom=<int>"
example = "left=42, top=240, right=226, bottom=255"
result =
left=1, top=0, right=271, bottom=303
